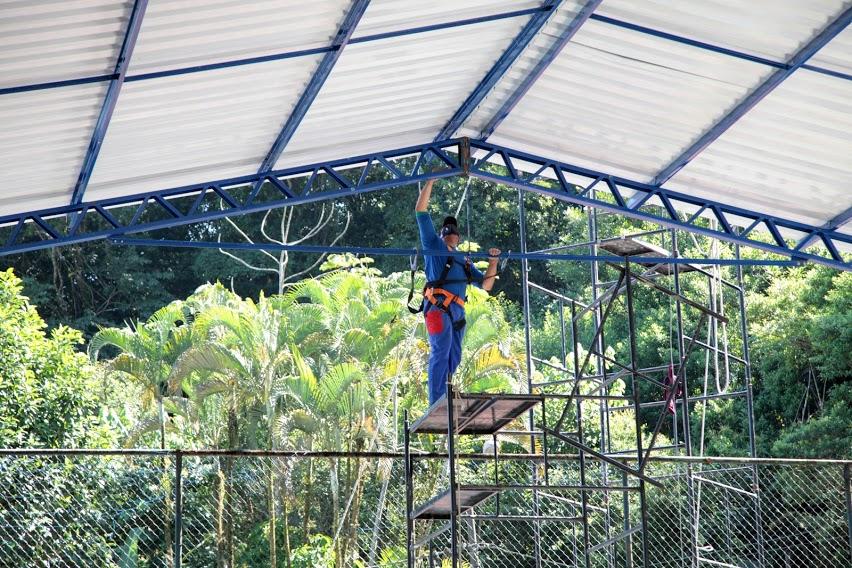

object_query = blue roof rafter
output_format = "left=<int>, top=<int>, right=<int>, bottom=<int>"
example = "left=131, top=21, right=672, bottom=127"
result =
left=651, top=4, right=852, bottom=186
left=0, top=6, right=546, bottom=97
left=70, top=0, right=149, bottom=206
left=795, top=204, right=852, bottom=251
left=1, top=139, right=849, bottom=271
left=434, top=0, right=563, bottom=141
left=0, top=140, right=464, bottom=256
left=479, top=0, right=602, bottom=139
left=255, top=0, right=370, bottom=176
left=466, top=140, right=851, bottom=271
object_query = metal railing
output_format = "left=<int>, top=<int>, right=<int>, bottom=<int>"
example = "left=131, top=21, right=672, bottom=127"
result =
left=0, top=450, right=849, bottom=567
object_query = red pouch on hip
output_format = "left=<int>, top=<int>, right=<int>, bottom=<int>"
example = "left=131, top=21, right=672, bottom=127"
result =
left=425, top=309, right=444, bottom=335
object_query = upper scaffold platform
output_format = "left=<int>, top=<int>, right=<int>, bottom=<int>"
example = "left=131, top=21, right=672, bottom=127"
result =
left=598, top=237, right=705, bottom=275
left=409, top=393, right=542, bottom=435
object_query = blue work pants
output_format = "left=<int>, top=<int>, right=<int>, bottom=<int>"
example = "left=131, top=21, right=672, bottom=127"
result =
left=424, top=301, right=465, bottom=405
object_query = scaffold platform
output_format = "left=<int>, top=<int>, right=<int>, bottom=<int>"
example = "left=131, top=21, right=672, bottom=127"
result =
left=409, top=392, right=542, bottom=435
left=598, top=236, right=704, bottom=274
left=411, top=486, right=499, bottom=520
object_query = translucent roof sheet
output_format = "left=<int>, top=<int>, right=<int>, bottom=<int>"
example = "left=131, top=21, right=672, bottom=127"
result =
left=0, top=0, right=850, bottom=242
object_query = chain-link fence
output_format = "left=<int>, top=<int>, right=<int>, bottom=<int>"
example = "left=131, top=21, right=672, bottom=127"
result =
left=0, top=451, right=849, bottom=567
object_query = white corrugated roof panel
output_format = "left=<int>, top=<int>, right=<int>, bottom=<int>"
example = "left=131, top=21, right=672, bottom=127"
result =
left=0, top=0, right=129, bottom=88
left=354, top=0, right=539, bottom=36
left=476, top=18, right=771, bottom=181
left=666, top=70, right=852, bottom=228
left=85, top=56, right=323, bottom=201
left=809, top=25, right=852, bottom=75
left=274, top=14, right=531, bottom=169
left=596, top=0, right=848, bottom=62
left=455, top=1, right=586, bottom=138
left=126, top=0, right=347, bottom=75
left=0, top=83, right=106, bottom=215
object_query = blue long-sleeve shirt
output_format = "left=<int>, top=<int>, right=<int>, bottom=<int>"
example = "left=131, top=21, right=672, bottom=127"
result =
left=416, top=212, right=483, bottom=300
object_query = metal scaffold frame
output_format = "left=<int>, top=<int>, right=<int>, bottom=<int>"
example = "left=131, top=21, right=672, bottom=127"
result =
left=399, top=178, right=767, bottom=567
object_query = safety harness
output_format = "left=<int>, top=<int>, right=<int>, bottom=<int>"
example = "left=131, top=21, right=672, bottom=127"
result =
left=407, top=253, right=475, bottom=330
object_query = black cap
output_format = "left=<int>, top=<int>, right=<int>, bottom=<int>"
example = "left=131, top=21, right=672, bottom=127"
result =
left=442, top=216, right=458, bottom=227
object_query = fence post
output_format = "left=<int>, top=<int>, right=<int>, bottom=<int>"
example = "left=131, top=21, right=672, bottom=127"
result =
left=174, top=449, right=183, bottom=568
left=844, top=464, right=852, bottom=563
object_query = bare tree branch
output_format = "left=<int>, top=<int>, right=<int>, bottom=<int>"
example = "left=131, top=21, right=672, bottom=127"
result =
left=292, top=204, right=334, bottom=245
left=217, top=234, right=279, bottom=274
left=282, top=211, right=352, bottom=284
left=224, top=216, right=278, bottom=263
left=260, top=209, right=284, bottom=245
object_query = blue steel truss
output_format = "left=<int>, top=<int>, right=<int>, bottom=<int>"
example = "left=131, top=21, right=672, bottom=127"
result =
left=465, top=140, right=851, bottom=271
left=256, top=0, right=370, bottom=175
left=108, top=238, right=799, bottom=267
left=434, top=0, right=562, bottom=141
left=0, top=141, right=463, bottom=256
left=0, top=138, right=849, bottom=271
left=479, top=0, right=603, bottom=139
left=70, top=0, right=149, bottom=206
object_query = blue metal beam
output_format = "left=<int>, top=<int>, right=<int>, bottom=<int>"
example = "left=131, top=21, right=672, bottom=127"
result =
left=109, top=238, right=800, bottom=267
left=590, top=15, right=785, bottom=69
left=0, top=6, right=545, bottom=96
left=464, top=140, right=851, bottom=271
left=0, top=140, right=463, bottom=256
left=434, top=0, right=563, bottom=141
left=70, top=0, right=149, bottom=206
left=7, top=5, right=850, bottom=98
left=1, top=139, right=848, bottom=271
left=652, top=4, right=852, bottom=186
left=589, top=14, right=852, bottom=84
left=0, top=74, right=116, bottom=96
left=795, top=203, right=852, bottom=250
left=255, top=0, right=370, bottom=175
left=480, top=0, right=602, bottom=139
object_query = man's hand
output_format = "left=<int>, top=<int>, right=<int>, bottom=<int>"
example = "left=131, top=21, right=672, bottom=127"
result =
left=482, top=248, right=501, bottom=292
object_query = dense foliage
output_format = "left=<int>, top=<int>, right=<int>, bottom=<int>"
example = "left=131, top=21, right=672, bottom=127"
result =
left=0, top=269, right=112, bottom=447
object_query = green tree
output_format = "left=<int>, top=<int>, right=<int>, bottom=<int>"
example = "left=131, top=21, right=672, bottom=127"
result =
left=0, top=268, right=110, bottom=448
left=748, top=267, right=851, bottom=457
left=88, top=301, right=195, bottom=449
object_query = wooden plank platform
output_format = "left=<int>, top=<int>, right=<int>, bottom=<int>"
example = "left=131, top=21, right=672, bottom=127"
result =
left=411, top=486, right=499, bottom=520
left=599, top=237, right=703, bottom=274
left=409, top=393, right=542, bottom=435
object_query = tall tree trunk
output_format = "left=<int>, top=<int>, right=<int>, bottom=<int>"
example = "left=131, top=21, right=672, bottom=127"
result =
left=159, top=397, right=166, bottom=450
left=159, top=398, right=174, bottom=566
left=228, top=403, right=238, bottom=566
left=367, top=466, right=390, bottom=566
left=302, top=452, right=314, bottom=541
left=216, top=465, right=227, bottom=568
left=280, top=466, right=292, bottom=568
left=268, top=466, right=277, bottom=568
left=345, top=474, right=365, bottom=565
left=330, top=460, right=340, bottom=567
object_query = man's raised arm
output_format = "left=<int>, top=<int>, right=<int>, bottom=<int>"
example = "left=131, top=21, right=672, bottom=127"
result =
left=415, top=179, right=434, bottom=212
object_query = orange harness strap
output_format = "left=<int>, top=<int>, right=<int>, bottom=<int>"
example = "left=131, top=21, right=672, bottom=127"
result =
left=423, top=287, right=465, bottom=309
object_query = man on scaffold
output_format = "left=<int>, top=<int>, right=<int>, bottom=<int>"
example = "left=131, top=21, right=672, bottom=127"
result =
left=414, top=178, right=500, bottom=405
